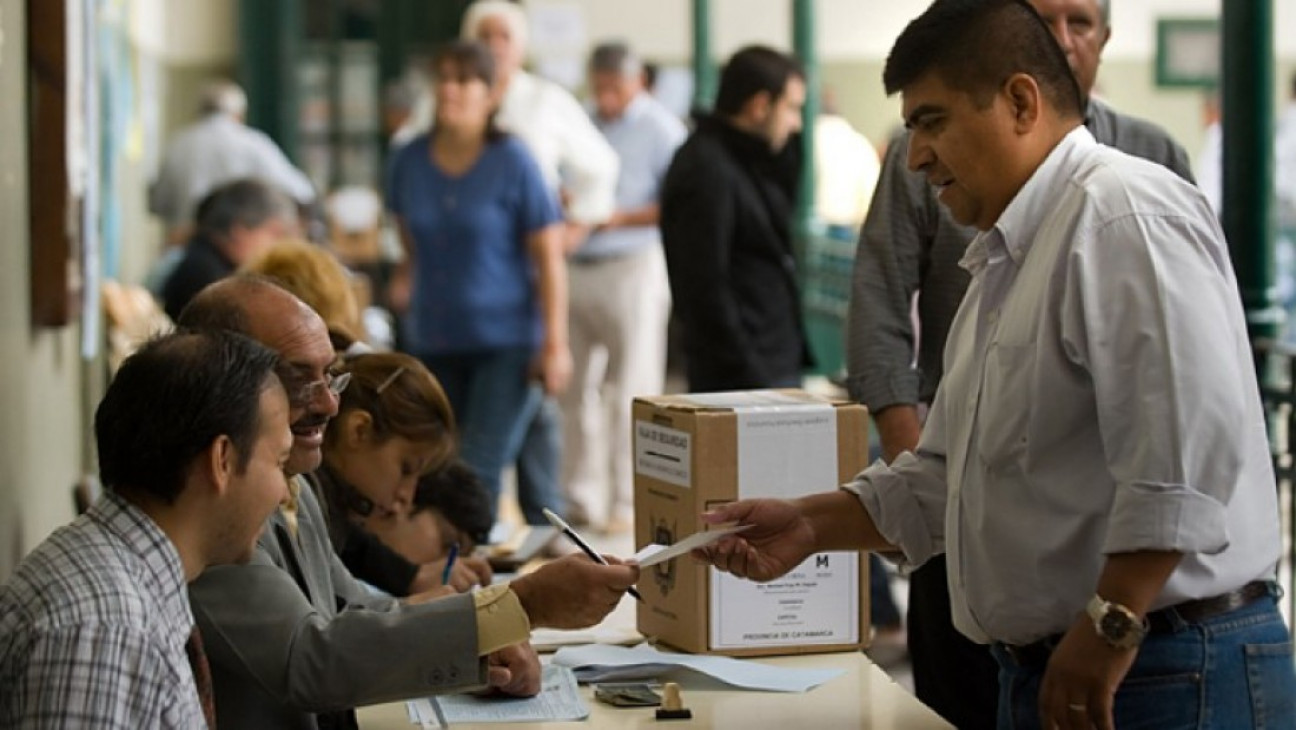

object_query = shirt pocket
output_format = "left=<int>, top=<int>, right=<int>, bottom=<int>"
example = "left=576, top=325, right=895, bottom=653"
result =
left=975, top=341, right=1035, bottom=470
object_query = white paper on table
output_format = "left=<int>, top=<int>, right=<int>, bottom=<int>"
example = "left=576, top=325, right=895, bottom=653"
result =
left=551, top=643, right=844, bottom=692
left=424, top=665, right=588, bottom=723
left=630, top=524, right=751, bottom=567
left=529, top=624, right=644, bottom=652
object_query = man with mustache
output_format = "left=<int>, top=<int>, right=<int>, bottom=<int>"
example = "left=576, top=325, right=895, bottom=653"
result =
left=845, top=0, right=1192, bottom=725
left=180, top=276, right=638, bottom=729
left=699, top=1, right=1294, bottom=728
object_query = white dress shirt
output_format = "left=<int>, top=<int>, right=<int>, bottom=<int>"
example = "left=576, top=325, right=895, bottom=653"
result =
left=849, top=127, right=1280, bottom=646
left=395, top=71, right=618, bottom=225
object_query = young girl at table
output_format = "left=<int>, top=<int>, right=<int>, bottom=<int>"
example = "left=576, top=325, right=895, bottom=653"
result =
left=312, top=351, right=493, bottom=595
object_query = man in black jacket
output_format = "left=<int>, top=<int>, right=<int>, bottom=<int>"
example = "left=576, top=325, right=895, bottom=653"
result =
left=660, top=45, right=811, bottom=392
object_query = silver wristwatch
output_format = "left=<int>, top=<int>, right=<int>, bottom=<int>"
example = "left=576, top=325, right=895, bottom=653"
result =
left=1085, top=594, right=1148, bottom=649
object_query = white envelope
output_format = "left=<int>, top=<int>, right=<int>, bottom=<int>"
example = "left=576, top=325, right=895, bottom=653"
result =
left=630, top=524, right=751, bottom=567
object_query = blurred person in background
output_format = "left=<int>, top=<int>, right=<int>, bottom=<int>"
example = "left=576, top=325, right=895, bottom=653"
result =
left=149, top=80, right=316, bottom=248
left=560, top=42, right=685, bottom=533
left=397, top=1, right=619, bottom=532
left=161, top=178, right=299, bottom=321
left=386, top=41, right=569, bottom=528
left=660, top=45, right=811, bottom=392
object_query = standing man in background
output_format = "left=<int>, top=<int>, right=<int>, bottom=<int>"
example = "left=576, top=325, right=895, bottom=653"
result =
left=150, top=80, right=316, bottom=247
left=561, top=42, right=685, bottom=533
left=660, top=45, right=811, bottom=392
left=846, top=0, right=1193, bottom=726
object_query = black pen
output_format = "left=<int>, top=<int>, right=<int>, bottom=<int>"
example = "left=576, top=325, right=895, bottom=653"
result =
left=542, top=508, right=644, bottom=602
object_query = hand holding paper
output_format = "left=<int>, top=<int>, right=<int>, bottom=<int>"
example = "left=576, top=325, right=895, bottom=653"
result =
left=630, top=524, right=751, bottom=567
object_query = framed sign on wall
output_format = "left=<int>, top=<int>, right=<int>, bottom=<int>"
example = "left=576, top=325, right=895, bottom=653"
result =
left=1155, top=18, right=1220, bottom=89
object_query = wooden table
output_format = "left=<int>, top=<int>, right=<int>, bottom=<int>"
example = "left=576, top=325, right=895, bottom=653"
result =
left=357, top=649, right=951, bottom=729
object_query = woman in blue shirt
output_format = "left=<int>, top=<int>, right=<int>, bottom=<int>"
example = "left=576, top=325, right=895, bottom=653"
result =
left=387, top=40, right=568, bottom=524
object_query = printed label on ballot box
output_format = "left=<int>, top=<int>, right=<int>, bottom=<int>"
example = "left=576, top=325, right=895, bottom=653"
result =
left=635, top=421, right=692, bottom=488
left=709, top=551, right=859, bottom=649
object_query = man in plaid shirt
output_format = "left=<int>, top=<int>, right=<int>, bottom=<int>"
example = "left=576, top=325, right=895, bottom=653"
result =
left=0, top=330, right=293, bottom=728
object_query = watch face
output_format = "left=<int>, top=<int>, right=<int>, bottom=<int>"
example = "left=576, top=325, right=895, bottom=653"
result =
left=1100, top=609, right=1134, bottom=639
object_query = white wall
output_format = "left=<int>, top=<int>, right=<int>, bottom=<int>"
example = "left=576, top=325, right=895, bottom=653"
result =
left=0, top=0, right=88, bottom=579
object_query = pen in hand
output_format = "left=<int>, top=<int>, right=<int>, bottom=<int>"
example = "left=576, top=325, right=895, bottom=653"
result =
left=442, top=542, right=460, bottom=586
left=542, top=508, right=644, bottom=602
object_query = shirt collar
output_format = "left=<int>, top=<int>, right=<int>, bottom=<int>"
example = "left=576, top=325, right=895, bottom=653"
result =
left=90, top=490, right=194, bottom=632
left=597, top=93, right=649, bottom=128
left=959, top=125, right=1096, bottom=275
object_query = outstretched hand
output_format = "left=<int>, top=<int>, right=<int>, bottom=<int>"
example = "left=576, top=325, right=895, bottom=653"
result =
left=510, top=554, right=639, bottom=629
left=692, top=499, right=818, bottom=582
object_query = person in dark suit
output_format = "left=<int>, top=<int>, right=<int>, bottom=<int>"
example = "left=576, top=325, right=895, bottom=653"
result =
left=659, top=45, right=812, bottom=391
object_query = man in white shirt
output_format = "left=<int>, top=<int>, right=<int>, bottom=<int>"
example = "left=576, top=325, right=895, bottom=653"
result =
left=149, top=81, right=316, bottom=246
left=560, top=42, right=685, bottom=532
left=694, top=2, right=1295, bottom=728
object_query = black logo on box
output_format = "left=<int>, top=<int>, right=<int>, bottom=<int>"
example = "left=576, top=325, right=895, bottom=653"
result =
left=651, top=516, right=677, bottom=596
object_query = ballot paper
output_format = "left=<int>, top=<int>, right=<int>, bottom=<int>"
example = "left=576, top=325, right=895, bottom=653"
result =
left=630, top=524, right=751, bottom=567
left=406, top=665, right=588, bottom=726
left=529, top=624, right=644, bottom=652
left=551, top=643, right=844, bottom=692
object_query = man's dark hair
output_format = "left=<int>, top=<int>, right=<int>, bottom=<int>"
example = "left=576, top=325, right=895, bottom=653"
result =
left=95, top=330, right=282, bottom=503
left=412, top=460, right=493, bottom=547
left=714, top=45, right=803, bottom=116
left=194, top=178, right=295, bottom=240
left=589, top=41, right=642, bottom=77
left=883, top=0, right=1083, bottom=118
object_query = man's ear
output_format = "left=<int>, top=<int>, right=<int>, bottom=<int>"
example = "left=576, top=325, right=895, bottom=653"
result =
left=740, top=90, right=773, bottom=124
left=205, top=434, right=237, bottom=498
left=1004, top=73, right=1042, bottom=132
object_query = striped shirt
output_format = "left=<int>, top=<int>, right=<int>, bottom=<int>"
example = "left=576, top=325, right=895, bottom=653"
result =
left=0, top=492, right=206, bottom=729
left=846, top=97, right=1194, bottom=411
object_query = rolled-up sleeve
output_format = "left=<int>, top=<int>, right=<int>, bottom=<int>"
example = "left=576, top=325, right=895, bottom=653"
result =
left=843, top=402, right=950, bottom=568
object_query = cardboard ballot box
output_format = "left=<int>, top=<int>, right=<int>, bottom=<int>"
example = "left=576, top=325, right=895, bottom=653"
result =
left=633, top=389, right=870, bottom=657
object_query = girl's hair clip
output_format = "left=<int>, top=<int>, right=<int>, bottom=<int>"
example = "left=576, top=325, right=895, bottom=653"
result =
left=376, top=366, right=407, bottom=394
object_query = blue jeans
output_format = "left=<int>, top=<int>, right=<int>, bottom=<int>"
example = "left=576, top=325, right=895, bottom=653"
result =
left=513, top=396, right=565, bottom=525
left=421, top=348, right=541, bottom=524
left=992, top=587, right=1296, bottom=729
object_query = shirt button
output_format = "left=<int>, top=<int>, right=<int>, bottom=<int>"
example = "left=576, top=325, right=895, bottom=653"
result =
left=428, top=668, right=445, bottom=685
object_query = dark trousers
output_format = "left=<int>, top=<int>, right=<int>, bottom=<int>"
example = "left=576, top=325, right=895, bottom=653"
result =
left=908, top=555, right=999, bottom=730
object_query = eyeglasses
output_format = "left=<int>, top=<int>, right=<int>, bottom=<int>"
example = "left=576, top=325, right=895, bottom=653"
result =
left=294, top=371, right=351, bottom=404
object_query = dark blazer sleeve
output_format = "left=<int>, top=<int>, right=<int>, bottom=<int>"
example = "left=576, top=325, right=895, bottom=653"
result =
left=660, top=141, right=766, bottom=387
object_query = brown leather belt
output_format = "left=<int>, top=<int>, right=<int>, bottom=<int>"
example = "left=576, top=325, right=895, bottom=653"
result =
left=1000, top=581, right=1273, bottom=669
